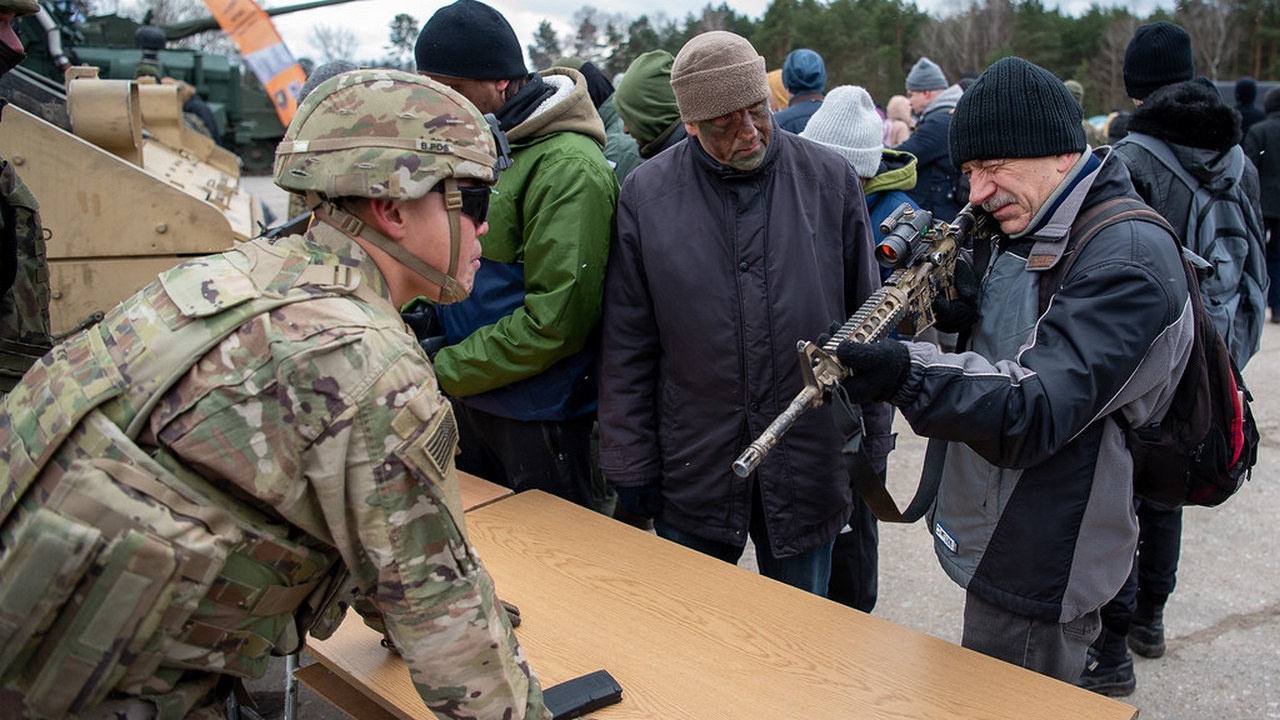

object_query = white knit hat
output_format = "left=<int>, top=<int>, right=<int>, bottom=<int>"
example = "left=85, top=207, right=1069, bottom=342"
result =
left=800, top=85, right=883, bottom=179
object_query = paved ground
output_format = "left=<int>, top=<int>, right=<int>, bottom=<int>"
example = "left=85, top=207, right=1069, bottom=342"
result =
left=244, top=177, right=1279, bottom=718
left=870, top=323, right=1280, bottom=719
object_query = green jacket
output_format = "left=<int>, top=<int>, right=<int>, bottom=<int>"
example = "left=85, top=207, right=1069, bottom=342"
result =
left=601, top=96, right=643, bottom=183
left=435, top=68, right=619, bottom=421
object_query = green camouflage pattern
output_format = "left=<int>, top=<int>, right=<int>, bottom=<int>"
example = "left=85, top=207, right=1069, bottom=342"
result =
left=0, top=0, right=38, bottom=15
left=274, top=68, right=498, bottom=201
left=0, top=154, right=53, bottom=395
left=0, top=223, right=550, bottom=719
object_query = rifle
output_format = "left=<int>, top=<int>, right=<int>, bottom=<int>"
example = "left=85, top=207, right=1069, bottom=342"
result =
left=731, top=203, right=992, bottom=478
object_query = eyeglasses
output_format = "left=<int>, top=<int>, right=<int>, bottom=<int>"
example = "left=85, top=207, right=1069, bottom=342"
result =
left=433, top=183, right=492, bottom=223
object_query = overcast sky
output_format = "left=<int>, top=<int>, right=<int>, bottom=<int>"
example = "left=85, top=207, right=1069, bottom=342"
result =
left=265, top=0, right=1173, bottom=70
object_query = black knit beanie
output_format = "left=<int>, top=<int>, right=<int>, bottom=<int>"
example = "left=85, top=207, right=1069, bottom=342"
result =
left=1123, top=21, right=1194, bottom=101
left=949, top=57, right=1085, bottom=169
left=415, top=0, right=527, bottom=80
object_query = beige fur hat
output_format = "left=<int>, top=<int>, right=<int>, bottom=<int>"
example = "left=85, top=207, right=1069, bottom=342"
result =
left=670, top=31, right=769, bottom=123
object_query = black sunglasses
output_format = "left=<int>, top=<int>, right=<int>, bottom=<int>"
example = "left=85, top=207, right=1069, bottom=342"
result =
left=432, top=184, right=492, bottom=223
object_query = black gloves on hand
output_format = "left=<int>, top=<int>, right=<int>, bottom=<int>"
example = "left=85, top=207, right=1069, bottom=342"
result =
left=932, top=256, right=980, bottom=334
left=835, top=339, right=911, bottom=404
left=401, top=298, right=448, bottom=360
left=615, top=482, right=664, bottom=520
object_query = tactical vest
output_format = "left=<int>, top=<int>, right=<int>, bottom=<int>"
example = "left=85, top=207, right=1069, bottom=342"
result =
left=0, top=236, right=380, bottom=719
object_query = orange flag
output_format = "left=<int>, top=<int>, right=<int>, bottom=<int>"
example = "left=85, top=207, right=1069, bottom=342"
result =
left=202, top=0, right=306, bottom=126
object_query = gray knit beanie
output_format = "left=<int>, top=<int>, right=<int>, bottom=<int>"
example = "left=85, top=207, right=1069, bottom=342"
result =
left=670, top=31, right=769, bottom=123
left=905, top=57, right=948, bottom=92
left=299, top=60, right=359, bottom=101
left=800, top=85, right=883, bottom=179
left=949, top=56, right=1085, bottom=169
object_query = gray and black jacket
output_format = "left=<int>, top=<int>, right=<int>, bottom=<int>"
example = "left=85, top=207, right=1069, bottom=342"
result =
left=893, top=148, right=1193, bottom=623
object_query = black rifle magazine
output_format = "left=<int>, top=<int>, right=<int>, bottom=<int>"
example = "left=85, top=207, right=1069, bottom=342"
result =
left=542, top=669, right=623, bottom=719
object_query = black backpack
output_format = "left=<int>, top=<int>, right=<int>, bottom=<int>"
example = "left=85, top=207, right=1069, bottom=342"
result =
left=1039, top=197, right=1260, bottom=508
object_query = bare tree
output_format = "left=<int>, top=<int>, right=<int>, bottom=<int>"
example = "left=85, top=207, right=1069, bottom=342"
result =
left=1178, top=0, right=1242, bottom=80
left=1089, top=16, right=1140, bottom=113
left=309, top=23, right=359, bottom=64
left=919, top=0, right=1014, bottom=81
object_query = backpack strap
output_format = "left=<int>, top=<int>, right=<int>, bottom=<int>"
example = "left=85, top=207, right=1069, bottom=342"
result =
left=1037, top=197, right=1174, bottom=315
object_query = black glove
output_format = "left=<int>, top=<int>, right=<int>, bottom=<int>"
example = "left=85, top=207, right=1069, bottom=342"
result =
left=932, top=255, right=980, bottom=334
left=835, top=339, right=911, bottom=404
left=615, top=482, right=663, bottom=520
left=401, top=298, right=448, bottom=360
left=814, top=320, right=844, bottom=349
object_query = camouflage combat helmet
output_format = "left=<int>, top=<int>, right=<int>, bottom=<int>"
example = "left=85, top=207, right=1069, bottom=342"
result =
left=274, top=68, right=507, bottom=302
left=0, top=0, right=39, bottom=15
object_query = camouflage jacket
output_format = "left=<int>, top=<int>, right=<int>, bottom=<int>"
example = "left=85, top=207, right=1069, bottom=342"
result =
left=0, top=223, right=549, bottom=719
left=0, top=137, right=53, bottom=393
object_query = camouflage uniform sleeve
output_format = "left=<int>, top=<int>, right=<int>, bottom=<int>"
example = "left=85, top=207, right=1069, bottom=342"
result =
left=148, top=304, right=550, bottom=720
left=358, top=351, right=552, bottom=720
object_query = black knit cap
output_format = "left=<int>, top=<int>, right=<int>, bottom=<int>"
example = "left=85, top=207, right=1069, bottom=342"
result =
left=415, top=0, right=527, bottom=80
left=949, top=57, right=1085, bottom=169
left=1123, top=21, right=1194, bottom=101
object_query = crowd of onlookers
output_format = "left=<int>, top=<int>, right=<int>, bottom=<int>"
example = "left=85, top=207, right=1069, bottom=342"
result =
left=1, top=0, right=1277, bottom=715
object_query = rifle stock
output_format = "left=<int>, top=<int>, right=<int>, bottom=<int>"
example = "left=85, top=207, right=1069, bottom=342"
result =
left=731, top=204, right=991, bottom=478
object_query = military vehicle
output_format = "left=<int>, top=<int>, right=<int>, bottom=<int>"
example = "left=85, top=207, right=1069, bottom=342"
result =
left=16, top=0, right=355, bottom=171
left=0, top=63, right=270, bottom=334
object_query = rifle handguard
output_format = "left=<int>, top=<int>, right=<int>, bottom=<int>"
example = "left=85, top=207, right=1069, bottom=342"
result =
left=731, top=204, right=991, bottom=477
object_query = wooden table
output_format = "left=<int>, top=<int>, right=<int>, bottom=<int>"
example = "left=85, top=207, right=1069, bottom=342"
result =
left=301, top=490, right=1137, bottom=719
left=456, top=470, right=513, bottom=512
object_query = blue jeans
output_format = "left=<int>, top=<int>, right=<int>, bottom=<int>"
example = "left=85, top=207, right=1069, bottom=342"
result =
left=654, top=514, right=834, bottom=597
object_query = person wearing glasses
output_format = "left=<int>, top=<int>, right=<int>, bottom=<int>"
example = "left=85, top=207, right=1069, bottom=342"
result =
left=598, top=31, right=891, bottom=598
left=411, top=0, right=620, bottom=512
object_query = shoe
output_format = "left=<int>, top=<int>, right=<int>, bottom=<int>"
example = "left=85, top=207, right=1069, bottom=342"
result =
left=1079, top=653, right=1136, bottom=697
left=1078, top=628, right=1136, bottom=697
left=1129, top=599, right=1167, bottom=658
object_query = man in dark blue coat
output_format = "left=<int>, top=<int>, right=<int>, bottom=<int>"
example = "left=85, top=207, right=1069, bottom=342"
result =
left=895, top=57, right=964, bottom=222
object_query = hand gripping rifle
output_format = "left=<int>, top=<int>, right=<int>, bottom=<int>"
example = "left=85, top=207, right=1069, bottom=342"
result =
left=731, top=203, right=992, bottom=478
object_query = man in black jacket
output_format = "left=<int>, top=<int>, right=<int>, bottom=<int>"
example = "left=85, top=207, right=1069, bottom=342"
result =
left=1244, top=87, right=1280, bottom=323
left=1082, top=21, right=1267, bottom=698
left=599, top=30, right=890, bottom=599
left=895, top=57, right=964, bottom=222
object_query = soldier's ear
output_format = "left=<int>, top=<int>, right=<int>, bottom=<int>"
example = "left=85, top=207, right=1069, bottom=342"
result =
left=365, top=197, right=409, bottom=240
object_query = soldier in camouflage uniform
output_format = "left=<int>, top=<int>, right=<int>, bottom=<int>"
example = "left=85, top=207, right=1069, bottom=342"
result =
left=0, top=0, right=53, bottom=395
left=0, top=70, right=550, bottom=719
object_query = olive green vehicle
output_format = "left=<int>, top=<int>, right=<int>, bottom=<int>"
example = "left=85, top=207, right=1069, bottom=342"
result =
left=16, top=0, right=355, bottom=171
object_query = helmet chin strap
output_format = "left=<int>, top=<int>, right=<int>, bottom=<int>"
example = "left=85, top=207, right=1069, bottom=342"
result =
left=309, top=182, right=469, bottom=304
